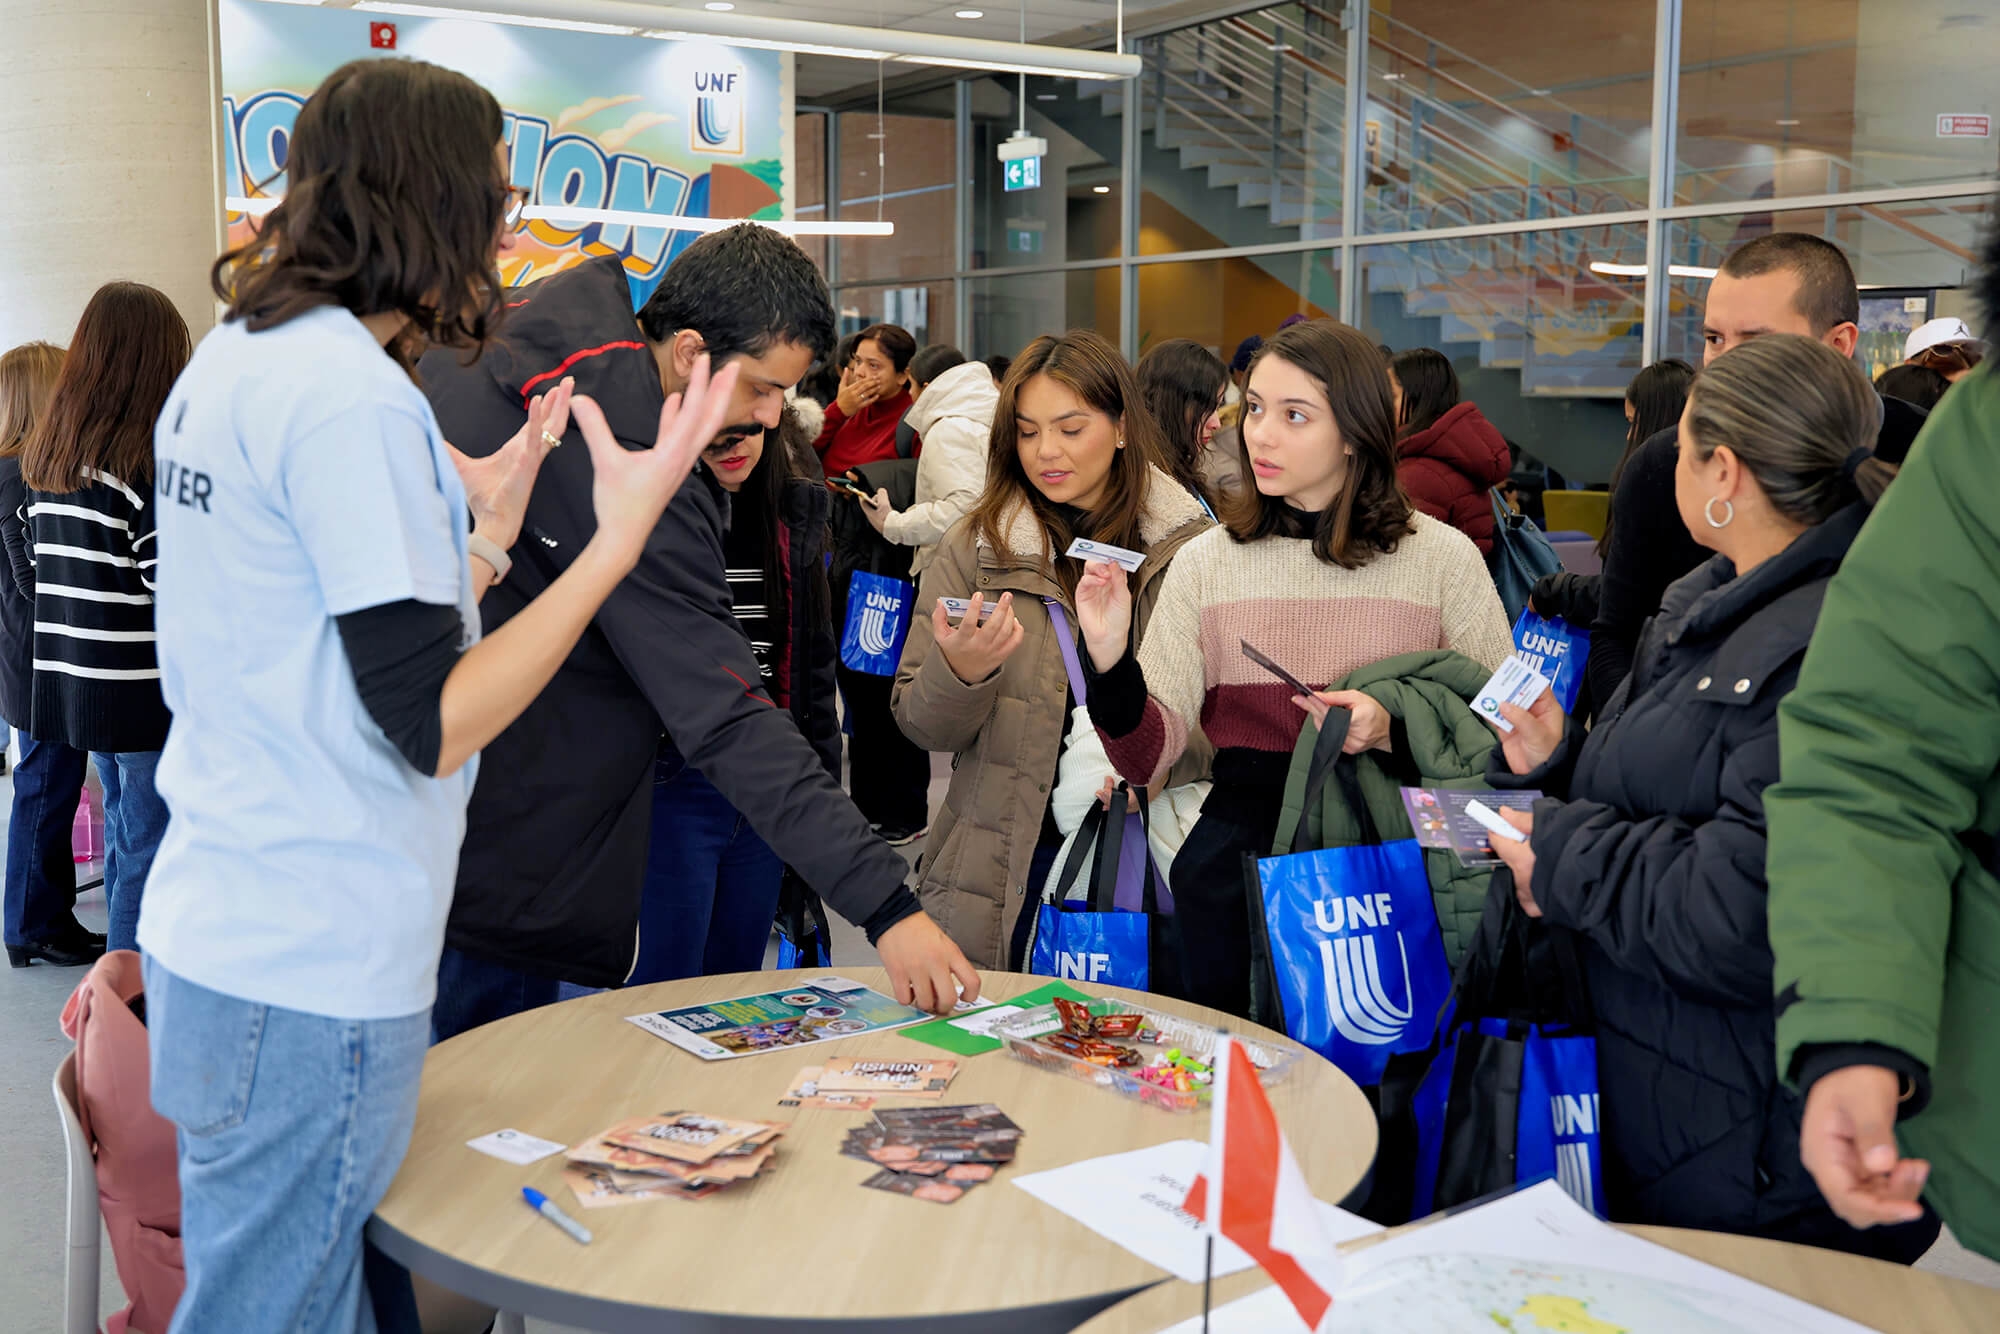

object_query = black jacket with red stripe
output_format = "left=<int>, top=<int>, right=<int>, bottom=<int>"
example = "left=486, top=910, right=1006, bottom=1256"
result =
left=419, top=254, right=907, bottom=986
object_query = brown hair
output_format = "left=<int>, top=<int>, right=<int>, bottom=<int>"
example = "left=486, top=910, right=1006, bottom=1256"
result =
left=1222, top=319, right=1413, bottom=568
left=0, top=343, right=65, bottom=461
left=968, top=330, right=1169, bottom=595
left=1686, top=333, right=1896, bottom=516
left=1136, top=338, right=1228, bottom=509
left=21, top=284, right=190, bottom=493
left=213, top=58, right=508, bottom=367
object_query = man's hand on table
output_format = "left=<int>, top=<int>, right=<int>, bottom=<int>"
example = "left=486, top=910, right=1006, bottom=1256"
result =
left=877, top=912, right=982, bottom=1014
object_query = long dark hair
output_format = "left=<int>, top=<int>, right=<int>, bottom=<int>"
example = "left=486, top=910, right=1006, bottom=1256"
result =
left=22, top=284, right=189, bottom=492
left=1599, top=356, right=1697, bottom=555
left=212, top=59, right=508, bottom=366
left=1222, top=320, right=1414, bottom=569
left=968, top=330, right=1169, bottom=596
left=1137, top=338, right=1228, bottom=509
left=733, top=403, right=819, bottom=657
left=1390, top=347, right=1459, bottom=437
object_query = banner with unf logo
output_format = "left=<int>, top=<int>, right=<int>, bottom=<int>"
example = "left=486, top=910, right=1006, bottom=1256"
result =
left=1254, top=839, right=1452, bottom=1086
left=840, top=571, right=915, bottom=675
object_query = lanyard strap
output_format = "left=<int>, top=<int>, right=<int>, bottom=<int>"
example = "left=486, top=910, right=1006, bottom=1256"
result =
left=1044, top=599, right=1089, bottom=701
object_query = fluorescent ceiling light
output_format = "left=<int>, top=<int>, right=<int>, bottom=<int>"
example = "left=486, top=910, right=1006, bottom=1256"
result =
left=955, top=8, right=984, bottom=17
left=352, top=2, right=640, bottom=32
left=1092, top=185, right=1111, bottom=193
left=227, top=196, right=893, bottom=237
left=1776, top=118, right=1801, bottom=126
left=1588, top=261, right=1717, bottom=279
left=354, top=0, right=1140, bottom=79
left=705, top=2, right=734, bottom=10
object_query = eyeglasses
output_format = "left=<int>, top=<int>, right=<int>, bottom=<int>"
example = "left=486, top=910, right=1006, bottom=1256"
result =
left=502, top=185, right=531, bottom=229
left=1912, top=341, right=1984, bottom=374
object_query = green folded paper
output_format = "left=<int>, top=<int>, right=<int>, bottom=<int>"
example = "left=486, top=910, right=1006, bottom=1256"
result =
left=900, top=980, right=1094, bottom=1057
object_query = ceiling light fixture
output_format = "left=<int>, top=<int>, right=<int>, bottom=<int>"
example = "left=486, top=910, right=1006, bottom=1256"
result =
left=1382, top=72, right=1406, bottom=81
left=1776, top=118, right=1801, bottom=126
left=1092, top=185, right=1110, bottom=193
left=355, top=0, right=1139, bottom=79
left=227, top=195, right=895, bottom=237
left=1588, top=261, right=1717, bottom=280
left=705, top=2, right=734, bottom=10
left=955, top=8, right=984, bottom=17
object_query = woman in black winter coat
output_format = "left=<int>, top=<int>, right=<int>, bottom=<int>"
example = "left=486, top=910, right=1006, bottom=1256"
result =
left=1482, top=334, right=1940, bottom=1262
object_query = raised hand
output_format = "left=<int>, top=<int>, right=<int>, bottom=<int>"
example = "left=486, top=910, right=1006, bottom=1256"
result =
left=449, top=376, right=572, bottom=552
left=931, top=592, right=1025, bottom=685
left=570, top=354, right=740, bottom=569
left=1074, top=559, right=1132, bottom=672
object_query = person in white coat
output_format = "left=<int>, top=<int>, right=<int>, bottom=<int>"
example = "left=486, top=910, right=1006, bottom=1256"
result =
left=860, top=357, right=999, bottom=574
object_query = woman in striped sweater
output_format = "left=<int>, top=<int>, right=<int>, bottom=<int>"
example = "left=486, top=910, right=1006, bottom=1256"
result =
left=20, top=282, right=190, bottom=953
left=1077, top=319, right=1511, bottom=1015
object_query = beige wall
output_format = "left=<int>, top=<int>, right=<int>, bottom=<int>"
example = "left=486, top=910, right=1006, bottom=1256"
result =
left=0, top=0, right=224, bottom=347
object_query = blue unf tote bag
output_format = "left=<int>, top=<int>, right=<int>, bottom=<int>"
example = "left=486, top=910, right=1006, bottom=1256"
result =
left=840, top=570, right=914, bottom=675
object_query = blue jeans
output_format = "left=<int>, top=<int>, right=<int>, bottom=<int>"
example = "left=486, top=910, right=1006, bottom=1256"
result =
left=94, top=749, right=166, bottom=953
left=632, top=756, right=784, bottom=984
left=145, top=957, right=430, bottom=1334
left=4, top=727, right=86, bottom=946
left=430, top=945, right=561, bottom=1045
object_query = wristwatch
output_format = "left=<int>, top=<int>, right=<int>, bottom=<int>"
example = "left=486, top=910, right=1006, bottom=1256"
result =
left=467, top=532, right=512, bottom=585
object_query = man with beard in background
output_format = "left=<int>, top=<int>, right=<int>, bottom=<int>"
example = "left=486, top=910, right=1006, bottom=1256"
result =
left=418, top=226, right=978, bottom=1040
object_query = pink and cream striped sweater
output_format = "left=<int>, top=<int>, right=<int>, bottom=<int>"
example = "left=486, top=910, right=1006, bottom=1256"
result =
left=1091, top=513, right=1513, bottom=790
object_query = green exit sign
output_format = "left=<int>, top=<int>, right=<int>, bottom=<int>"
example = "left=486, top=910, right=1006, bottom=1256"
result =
left=1003, top=156, right=1042, bottom=191
left=1008, top=228, right=1042, bottom=253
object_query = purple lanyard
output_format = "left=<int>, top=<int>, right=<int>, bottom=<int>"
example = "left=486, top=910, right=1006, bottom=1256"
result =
left=1044, top=599, right=1089, bottom=701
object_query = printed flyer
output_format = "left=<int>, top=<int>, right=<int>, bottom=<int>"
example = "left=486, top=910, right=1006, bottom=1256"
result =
left=626, top=975, right=929, bottom=1060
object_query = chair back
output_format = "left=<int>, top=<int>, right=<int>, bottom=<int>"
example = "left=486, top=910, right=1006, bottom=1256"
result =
left=52, top=1053, right=102, bottom=1334
left=1542, top=490, right=1610, bottom=541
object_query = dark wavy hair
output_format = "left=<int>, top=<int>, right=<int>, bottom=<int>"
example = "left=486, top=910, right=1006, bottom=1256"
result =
left=640, top=224, right=835, bottom=364
left=212, top=59, right=508, bottom=369
left=1137, top=338, right=1229, bottom=508
left=968, top=330, right=1170, bottom=596
left=1599, top=357, right=1696, bottom=556
left=22, top=283, right=190, bottom=492
left=1222, top=319, right=1413, bottom=569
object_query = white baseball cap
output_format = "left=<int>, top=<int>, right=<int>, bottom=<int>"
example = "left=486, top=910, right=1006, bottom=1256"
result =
left=1905, top=316, right=1977, bottom=360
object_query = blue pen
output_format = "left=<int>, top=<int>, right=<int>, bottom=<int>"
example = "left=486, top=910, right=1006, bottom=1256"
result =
left=521, top=1186, right=593, bottom=1245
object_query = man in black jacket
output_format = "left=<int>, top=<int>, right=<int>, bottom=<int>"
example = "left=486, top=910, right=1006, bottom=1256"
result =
left=1590, top=232, right=1925, bottom=707
left=420, top=226, right=977, bottom=1039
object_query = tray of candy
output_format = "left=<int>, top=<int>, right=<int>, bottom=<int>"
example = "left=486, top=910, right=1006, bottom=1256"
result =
left=992, top=995, right=1301, bottom=1112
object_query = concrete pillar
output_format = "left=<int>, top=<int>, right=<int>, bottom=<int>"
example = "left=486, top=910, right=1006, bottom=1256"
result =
left=0, top=0, right=224, bottom=347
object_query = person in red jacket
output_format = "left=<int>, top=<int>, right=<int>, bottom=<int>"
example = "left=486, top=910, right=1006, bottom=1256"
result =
left=1389, top=347, right=1511, bottom=553
left=816, top=322, right=917, bottom=477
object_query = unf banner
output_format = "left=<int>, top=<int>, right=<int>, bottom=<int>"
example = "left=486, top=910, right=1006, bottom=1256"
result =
left=840, top=571, right=915, bottom=676
left=1255, top=839, right=1452, bottom=1087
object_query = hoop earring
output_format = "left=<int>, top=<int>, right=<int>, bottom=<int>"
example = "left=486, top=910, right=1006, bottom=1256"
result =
left=1704, top=496, right=1734, bottom=529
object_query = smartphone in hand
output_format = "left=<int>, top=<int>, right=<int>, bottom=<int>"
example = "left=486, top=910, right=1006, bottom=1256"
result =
left=829, top=475, right=873, bottom=500
left=1240, top=639, right=1316, bottom=699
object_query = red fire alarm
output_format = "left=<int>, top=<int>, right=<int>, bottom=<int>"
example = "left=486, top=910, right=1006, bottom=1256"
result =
left=370, top=21, right=397, bottom=49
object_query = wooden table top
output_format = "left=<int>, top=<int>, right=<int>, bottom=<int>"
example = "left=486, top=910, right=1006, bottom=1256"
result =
left=1072, top=1219, right=2000, bottom=1334
left=370, top=969, right=1376, bottom=1332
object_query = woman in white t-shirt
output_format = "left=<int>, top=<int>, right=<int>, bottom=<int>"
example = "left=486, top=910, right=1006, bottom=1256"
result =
left=137, top=58, right=737, bottom=1332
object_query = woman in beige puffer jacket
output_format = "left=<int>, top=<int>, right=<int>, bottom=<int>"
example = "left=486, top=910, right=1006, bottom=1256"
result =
left=892, top=332, right=1212, bottom=971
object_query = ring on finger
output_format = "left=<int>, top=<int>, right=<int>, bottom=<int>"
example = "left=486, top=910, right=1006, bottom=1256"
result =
left=540, top=430, right=562, bottom=449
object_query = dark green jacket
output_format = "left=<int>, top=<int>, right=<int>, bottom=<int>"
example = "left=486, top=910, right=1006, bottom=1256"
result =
left=1274, top=649, right=1501, bottom=968
left=1765, top=365, right=2000, bottom=1261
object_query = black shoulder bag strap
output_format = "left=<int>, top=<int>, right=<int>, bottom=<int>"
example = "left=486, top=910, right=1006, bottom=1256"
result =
left=1088, top=783, right=1157, bottom=914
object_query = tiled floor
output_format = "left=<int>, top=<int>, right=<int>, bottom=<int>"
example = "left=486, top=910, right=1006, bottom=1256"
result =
left=4, top=754, right=1998, bottom=1333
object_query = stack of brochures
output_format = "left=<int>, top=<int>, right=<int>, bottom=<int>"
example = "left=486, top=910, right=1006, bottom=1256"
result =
left=562, top=1111, right=786, bottom=1208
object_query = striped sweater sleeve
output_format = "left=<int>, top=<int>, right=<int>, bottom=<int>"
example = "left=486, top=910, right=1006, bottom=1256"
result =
left=1092, top=545, right=1207, bottom=790
left=1438, top=532, right=1515, bottom=670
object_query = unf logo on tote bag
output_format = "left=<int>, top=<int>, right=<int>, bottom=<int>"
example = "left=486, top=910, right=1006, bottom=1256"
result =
left=840, top=571, right=915, bottom=675
left=1314, top=892, right=1417, bottom=1048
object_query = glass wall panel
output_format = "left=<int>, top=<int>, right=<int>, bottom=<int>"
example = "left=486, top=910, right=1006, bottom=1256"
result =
left=967, top=270, right=1121, bottom=362
left=970, top=75, right=1123, bottom=267
left=838, top=93, right=956, bottom=284
left=833, top=280, right=955, bottom=353
left=1356, top=222, right=1647, bottom=483
left=1134, top=5, right=1346, bottom=248
left=1660, top=195, right=1993, bottom=378
left=1133, top=250, right=1338, bottom=364
left=794, top=111, right=827, bottom=275
left=1364, top=1, right=1655, bottom=232
left=1676, top=1, right=2000, bottom=206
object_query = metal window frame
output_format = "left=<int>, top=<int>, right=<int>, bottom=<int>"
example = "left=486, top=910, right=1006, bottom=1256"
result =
left=827, top=0, right=2000, bottom=364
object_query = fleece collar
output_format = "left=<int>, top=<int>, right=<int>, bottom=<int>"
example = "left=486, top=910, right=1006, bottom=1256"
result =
left=977, top=465, right=1211, bottom=561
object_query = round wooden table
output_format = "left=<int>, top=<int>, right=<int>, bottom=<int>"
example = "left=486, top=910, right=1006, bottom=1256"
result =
left=1071, top=1222, right=2000, bottom=1334
left=368, top=969, right=1376, bottom=1333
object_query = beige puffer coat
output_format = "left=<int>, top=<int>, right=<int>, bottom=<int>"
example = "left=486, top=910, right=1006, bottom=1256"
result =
left=882, top=360, right=999, bottom=577
left=891, top=469, right=1213, bottom=969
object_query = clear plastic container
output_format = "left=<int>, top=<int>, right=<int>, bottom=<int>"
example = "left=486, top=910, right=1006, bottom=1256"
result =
left=992, top=995, right=1302, bottom=1113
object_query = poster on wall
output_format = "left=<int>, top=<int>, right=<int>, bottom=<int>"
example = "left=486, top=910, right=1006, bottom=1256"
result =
left=219, top=0, right=792, bottom=307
